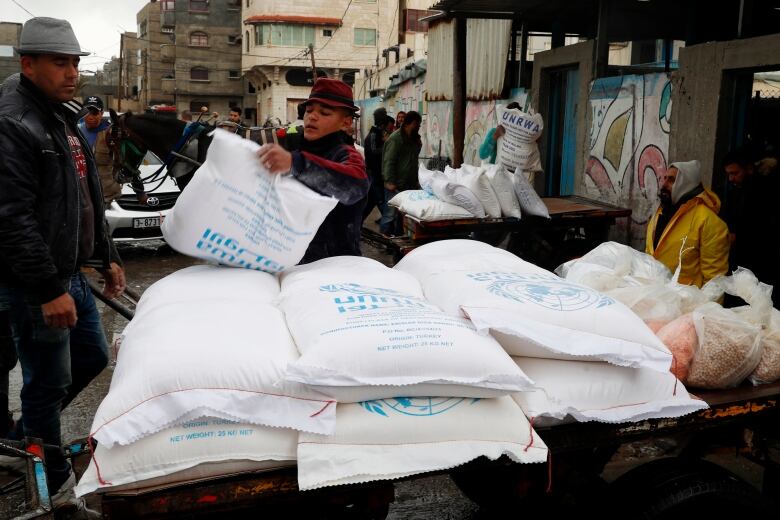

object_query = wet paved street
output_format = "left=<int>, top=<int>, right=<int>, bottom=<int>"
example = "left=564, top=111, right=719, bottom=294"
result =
left=1, top=239, right=764, bottom=518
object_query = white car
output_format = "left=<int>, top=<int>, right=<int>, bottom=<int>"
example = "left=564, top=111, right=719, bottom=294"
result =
left=105, top=151, right=182, bottom=242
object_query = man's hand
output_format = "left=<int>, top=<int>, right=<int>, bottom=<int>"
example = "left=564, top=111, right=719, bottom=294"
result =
left=494, top=126, right=506, bottom=140
left=42, top=293, right=77, bottom=329
left=257, top=144, right=292, bottom=173
left=98, top=262, right=126, bottom=300
left=384, top=182, right=397, bottom=192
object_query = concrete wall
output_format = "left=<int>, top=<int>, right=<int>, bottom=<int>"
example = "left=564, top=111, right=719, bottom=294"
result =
left=670, top=33, right=780, bottom=189
left=531, top=41, right=595, bottom=194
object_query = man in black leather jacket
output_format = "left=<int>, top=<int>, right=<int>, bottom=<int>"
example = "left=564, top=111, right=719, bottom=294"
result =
left=0, top=17, right=124, bottom=503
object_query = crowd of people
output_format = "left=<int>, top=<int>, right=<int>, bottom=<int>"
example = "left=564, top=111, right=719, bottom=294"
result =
left=0, top=15, right=778, bottom=518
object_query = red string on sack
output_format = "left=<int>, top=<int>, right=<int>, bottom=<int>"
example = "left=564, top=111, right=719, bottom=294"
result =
left=524, top=416, right=536, bottom=452
left=310, top=400, right=335, bottom=418
left=546, top=451, right=553, bottom=494
left=87, top=435, right=113, bottom=486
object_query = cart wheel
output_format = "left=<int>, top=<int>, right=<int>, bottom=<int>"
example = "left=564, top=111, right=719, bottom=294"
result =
left=609, top=457, right=774, bottom=519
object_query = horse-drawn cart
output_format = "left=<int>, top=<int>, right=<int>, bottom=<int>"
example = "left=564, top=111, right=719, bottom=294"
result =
left=3, top=380, right=778, bottom=519
left=362, top=195, right=632, bottom=269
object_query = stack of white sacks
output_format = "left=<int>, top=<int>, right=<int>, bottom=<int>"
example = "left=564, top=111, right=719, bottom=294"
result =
left=77, top=240, right=713, bottom=496
left=76, top=256, right=546, bottom=495
left=389, top=163, right=551, bottom=222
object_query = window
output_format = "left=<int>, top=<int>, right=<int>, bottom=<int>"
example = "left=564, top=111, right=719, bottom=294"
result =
left=245, top=30, right=250, bottom=52
left=323, top=29, right=333, bottom=37
left=227, top=0, right=240, bottom=9
left=229, top=70, right=241, bottom=79
left=190, top=101, right=209, bottom=112
left=136, top=49, right=142, bottom=65
left=162, top=73, right=174, bottom=79
left=254, top=24, right=316, bottom=47
left=228, top=34, right=240, bottom=45
left=161, top=0, right=175, bottom=11
left=190, top=67, right=209, bottom=81
left=189, top=31, right=208, bottom=46
left=354, top=28, right=376, bottom=46
left=403, top=9, right=436, bottom=33
left=0, top=45, right=14, bottom=57
left=138, top=20, right=147, bottom=38
left=248, top=82, right=256, bottom=94
left=189, top=0, right=208, bottom=12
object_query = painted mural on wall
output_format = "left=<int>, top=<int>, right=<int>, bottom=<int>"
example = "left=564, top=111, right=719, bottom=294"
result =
left=463, top=89, right=530, bottom=166
left=583, top=73, right=672, bottom=249
left=424, top=100, right=454, bottom=159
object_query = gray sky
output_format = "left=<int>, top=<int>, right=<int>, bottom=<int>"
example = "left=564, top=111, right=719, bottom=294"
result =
left=2, top=0, right=148, bottom=72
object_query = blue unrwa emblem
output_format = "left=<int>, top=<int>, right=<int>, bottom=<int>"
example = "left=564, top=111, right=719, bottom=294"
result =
left=467, top=272, right=614, bottom=311
left=360, top=397, right=480, bottom=417
left=320, top=283, right=437, bottom=314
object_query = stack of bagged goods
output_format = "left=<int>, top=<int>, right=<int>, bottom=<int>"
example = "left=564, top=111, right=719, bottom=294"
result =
left=560, top=242, right=778, bottom=390
left=278, top=256, right=547, bottom=488
left=278, top=256, right=535, bottom=401
left=394, top=163, right=550, bottom=222
left=494, top=105, right=544, bottom=178
left=77, top=265, right=335, bottom=496
left=162, top=129, right=337, bottom=273
left=395, top=240, right=707, bottom=425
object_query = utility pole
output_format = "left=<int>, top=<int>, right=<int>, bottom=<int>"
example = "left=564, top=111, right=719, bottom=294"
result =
left=117, top=32, right=124, bottom=112
left=308, top=43, right=317, bottom=85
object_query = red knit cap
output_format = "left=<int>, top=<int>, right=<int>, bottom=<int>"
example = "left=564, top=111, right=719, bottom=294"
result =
left=303, top=78, right=359, bottom=113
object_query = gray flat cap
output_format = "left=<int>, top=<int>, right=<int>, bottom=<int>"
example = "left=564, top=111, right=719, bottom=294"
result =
left=16, top=17, right=90, bottom=56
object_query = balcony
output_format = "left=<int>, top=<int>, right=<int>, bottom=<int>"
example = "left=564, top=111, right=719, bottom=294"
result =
left=161, top=11, right=176, bottom=28
left=161, top=44, right=176, bottom=63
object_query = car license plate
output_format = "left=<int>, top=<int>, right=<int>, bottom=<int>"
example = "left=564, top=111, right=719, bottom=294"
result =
left=133, top=217, right=161, bottom=229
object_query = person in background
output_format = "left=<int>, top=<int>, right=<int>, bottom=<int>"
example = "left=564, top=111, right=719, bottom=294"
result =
left=395, top=111, right=406, bottom=129
left=255, top=78, right=368, bottom=262
left=381, top=110, right=423, bottom=236
left=479, top=101, right=521, bottom=164
left=721, top=148, right=779, bottom=307
left=180, top=110, right=193, bottom=123
left=0, top=17, right=125, bottom=511
left=645, top=160, right=729, bottom=287
left=79, top=95, right=146, bottom=204
left=362, top=107, right=389, bottom=222
left=228, top=106, right=242, bottom=125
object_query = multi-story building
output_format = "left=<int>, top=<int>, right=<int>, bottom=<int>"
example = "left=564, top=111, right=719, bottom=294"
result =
left=0, top=22, right=22, bottom=83
left=242, top=0, right=428, bottom=125
left=132, top=0, right=253, bottom=121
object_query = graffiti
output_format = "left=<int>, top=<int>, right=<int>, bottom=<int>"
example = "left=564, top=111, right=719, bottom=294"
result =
left=582, top=74, right=671, bottom=249
left=425, top=101, right=454, bottom=159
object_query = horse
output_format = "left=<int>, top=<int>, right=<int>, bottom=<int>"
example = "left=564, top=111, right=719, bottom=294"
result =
left=107, top=109, right=213, bottom=192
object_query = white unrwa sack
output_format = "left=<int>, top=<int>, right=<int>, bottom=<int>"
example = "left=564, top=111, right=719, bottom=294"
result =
left=76, top=419, right=296, bottom=497
left=511, top=358, right=707, bottom=424
left=162, top=129, right=337, bottom=273
left=394, top=240, right=673, bottom=372
left=129, top=264, right=280, bottom=321
left=485, top=164, right=522, bottom=218
left=279, top=256, right=534, bottom=402
left=389, top=190, right=476, bottom=220
left=446, top=165, right=502, bottom=218
left=90, top=270, right=336, bottom=449
left=495, top=107, right=543, bottom=174
left=418, top=164, right=485, bottom=218
left=512, top=167, right=549, bottom=218
left=297, top=396, right=547, bottom=490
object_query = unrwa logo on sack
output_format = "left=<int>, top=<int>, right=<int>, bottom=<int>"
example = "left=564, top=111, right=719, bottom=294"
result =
left=466, top=272, right=614, bottom=311
left=359, top=397, right=480, bottom=417
left=501, top=111, right=541, bottom=134
left=320, top=283, right=435, bottom=314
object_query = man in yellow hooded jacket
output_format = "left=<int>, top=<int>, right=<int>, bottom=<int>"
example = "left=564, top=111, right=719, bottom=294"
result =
left=645, top=160, right=729, bottom=287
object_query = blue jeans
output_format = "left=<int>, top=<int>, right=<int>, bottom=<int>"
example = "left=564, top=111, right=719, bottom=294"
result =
left=379, top=188, right=400, bottom=235
left=0, top=272, right=109, bottom=492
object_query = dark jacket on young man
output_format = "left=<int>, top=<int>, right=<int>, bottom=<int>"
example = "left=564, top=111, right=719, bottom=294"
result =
left=290, top=131, right=369, bottom=263
left=0, top=74, right=119, bottom=303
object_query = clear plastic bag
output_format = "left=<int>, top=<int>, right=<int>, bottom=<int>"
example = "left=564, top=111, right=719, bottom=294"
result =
left=747, top=308, right=780, bottom=386
left=656, top=314, right=698, bottom=382
left=687, top=303, right=763, bottom=389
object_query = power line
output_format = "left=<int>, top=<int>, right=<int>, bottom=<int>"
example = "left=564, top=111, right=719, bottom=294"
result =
left=314, top=0, right=355, bottom=54
left=10, top=0, right=34, bottom=17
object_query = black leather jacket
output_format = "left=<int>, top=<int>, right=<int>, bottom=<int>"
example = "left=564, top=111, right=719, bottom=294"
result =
left=0, top=75, right=119, bottom=303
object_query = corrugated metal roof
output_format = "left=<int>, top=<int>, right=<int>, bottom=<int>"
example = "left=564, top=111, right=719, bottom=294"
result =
left=425, top=19, right=455, bottom=101
left=243, top=15, right=343, bottom=27
left=466, top=18, right=511, bottom=100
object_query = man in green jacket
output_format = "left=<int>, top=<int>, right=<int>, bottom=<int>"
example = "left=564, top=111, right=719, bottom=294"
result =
left=380, top=110, right=422, bottom=235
